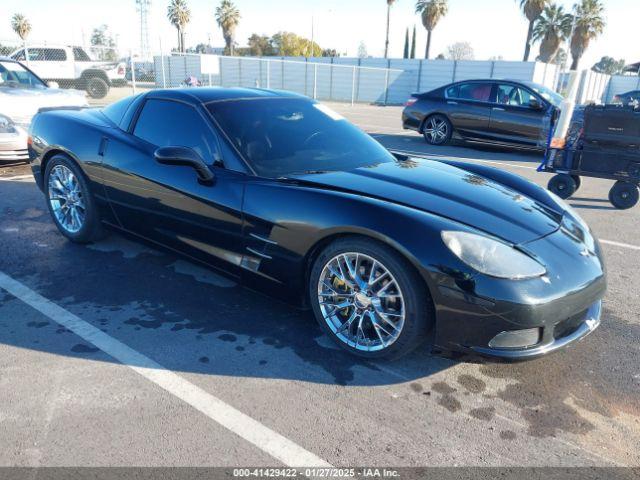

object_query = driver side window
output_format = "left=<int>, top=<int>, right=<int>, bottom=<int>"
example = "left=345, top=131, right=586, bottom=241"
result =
left=133, top=98, right=221, bottom=165
left=496, top=84, right=536, bottom=108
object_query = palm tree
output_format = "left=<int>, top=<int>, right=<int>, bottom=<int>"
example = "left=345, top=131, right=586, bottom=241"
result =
left=384, top=0, right=397, bottom=59
left=570, top=0, right=605, bottom=70
left=167, top=0, right=191, bottom=53
left=532, top=4, right=572, bottom=63
left=415, top=0, right=448, bottom=60
left=11, top=13, right=32, bottom=43
left=215, top=0, right=241, bottom=56
left=517, top=0, right=550, bottom=61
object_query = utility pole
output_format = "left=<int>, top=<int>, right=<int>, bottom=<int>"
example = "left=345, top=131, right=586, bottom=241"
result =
left=136, top=0, right=152, bottom=60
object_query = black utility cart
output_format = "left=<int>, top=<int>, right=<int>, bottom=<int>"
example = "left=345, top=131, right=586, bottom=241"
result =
left=540, top=103, right=640, bottom=209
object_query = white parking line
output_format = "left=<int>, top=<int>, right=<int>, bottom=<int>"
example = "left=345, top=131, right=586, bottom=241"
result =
left=600, top=239, right=640, bottom=251
left=0, top=174, right=34, bottom=182
left=0, top=270, right=332, bottom=468
left=386, top=147, right=537, bottom=170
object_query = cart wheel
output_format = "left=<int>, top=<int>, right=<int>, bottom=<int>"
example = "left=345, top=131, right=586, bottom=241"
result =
left=609, top=181, right=639, bottom=210
left=571, top=175, right=581, bottom=191
left=548, top=174, right=577, bottom=200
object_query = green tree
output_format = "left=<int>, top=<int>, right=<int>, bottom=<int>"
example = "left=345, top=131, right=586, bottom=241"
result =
left=247, top=34, right=275, bottom=56
left=11, top=13, right=31, bottom=43
left=592, top=56, right=625, bottom=75
left=570, top=0, right=606, bottom=70
left=90, top=25, right=118, bottom=61
left=415, top=0, right=449, bottom=59
left=410, top=25, right=417, bottom=58
left=215, top=0, right=241, bottom=56
left=532, top=4, right=572, bottom=63
left=517, top=0, right=550, bottom=61
left=403, top=28, right=409, bottom=58
left=272, top=32, right=322, bottom=57
left=384, top=0, right=398, bottom=59
left=167, top=0, right=191, bottom=53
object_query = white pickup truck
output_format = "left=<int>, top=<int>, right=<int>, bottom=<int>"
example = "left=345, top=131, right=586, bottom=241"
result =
left=9, top=45, right=126, bottom=99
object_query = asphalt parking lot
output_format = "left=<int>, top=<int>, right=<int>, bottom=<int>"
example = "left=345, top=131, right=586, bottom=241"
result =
left=0, top=100, right=639, bottom=469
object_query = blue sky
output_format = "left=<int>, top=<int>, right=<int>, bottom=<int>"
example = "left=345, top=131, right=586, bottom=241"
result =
left=1, top=0, right=637, bottom=67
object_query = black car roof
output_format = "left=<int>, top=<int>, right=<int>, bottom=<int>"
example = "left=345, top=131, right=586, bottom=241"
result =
left=145, top=87, right=307, bottom=104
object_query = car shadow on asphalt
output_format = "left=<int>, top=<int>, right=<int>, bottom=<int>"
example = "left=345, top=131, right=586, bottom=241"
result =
left=0, top=180, right=458, bottom=386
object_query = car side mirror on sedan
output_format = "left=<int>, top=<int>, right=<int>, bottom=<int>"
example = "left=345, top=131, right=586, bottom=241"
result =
left=154, top=146, right=215, bottom=184
left=47, top=81, right=59, bottom=89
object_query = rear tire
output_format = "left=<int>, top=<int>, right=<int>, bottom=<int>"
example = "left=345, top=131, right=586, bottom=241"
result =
left=309, top=237, right=433, bottom=359
left=548, top=174, right=577, bottom=199
left=422, top=114, right=452, bottom=146
left=86, top=76, right=109, bottom=99
left=609, top=181, right=639, bottom=209
left=44, top=154, right=105, bottom=243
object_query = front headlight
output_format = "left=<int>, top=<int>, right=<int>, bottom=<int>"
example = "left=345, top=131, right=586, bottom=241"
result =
left=442, top=231, right=546, bottom=280
left=0, top=114, right=16, bottom=133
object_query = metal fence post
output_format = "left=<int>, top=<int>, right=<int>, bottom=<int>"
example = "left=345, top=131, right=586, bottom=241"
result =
left=417, top=60, right=423, bottom=92
left=130, top=50, right=137, bottom=95
left=384, top=60, right=390, bottom=106
left=351, top=66, right=356, bottom=106
left=266, top=60, right=270, bottom=88
left=313, top=63, right=318, bottom=99
left=159, top=38, right=166, bottom=88
left=452, top=61, right=457, bottom=82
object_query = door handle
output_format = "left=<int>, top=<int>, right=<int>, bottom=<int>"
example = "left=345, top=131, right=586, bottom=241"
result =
left=492, top=107, right=506, bottom=111
left=447, top=101, right=458, bottom=105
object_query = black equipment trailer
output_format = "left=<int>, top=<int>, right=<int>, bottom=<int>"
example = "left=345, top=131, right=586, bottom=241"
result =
left=540, top=104, right=640, bottom=209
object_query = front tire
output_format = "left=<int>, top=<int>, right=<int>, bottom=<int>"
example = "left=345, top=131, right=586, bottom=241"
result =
left=422, top=114, right=452, bottom=146
left=547, top=174, right=577, bottom=199
left=44, top=154, right=105, bottom=243
left=309, top=237, right=433, bottom=359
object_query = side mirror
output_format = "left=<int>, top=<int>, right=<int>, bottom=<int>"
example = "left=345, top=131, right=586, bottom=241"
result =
left=154, top=146, right=215, bottom=184
left=48, top=81, right=59, bottom=89
left=529, top=97, right=543, bottom=110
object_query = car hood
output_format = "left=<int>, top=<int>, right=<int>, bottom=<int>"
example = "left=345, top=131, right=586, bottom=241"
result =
left=0, top=87, right=87, bottom=126
left=291, top=159, right=562, bottom=245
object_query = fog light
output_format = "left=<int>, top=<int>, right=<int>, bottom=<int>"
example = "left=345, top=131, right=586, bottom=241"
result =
left=488, top=328, right=542, bottom=349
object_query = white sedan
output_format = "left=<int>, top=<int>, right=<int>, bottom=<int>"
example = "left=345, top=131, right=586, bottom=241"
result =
left=0, top=58, right=87, bottom=162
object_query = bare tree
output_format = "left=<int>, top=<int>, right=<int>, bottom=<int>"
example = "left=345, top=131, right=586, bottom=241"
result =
left=445, top=42, right=474, bottom=61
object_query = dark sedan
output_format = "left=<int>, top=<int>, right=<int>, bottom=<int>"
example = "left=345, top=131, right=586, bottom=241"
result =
left=28, top=88, right=604, bottom=360
left=402, top=79, right=563, bottom=149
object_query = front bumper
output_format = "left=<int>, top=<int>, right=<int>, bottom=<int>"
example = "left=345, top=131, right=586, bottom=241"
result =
left=0, top=126, right=29, bottom=162
left=431, top=226, right=606, bottom=361
left=470, top=300, right=601, bottom=360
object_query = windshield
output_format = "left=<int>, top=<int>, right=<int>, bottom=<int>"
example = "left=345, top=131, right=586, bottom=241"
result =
left=0, top=60, right=46, bottom=89
left=207, top=98, right=395, bottom=177
left=527, top=82, right=563, bottom=107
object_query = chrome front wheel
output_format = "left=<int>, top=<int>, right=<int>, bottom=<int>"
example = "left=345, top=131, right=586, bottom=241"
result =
left=47, top=164, right=86, bottom=234
left=317, top=252, right=406, bottom=352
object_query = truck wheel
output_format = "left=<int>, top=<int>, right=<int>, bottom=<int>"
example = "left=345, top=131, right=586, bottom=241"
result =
left=86, top=77, right=109, bottom=99
left=547, top=174, right=577, bottom=200
left=609, top=181, right=639, bottom=210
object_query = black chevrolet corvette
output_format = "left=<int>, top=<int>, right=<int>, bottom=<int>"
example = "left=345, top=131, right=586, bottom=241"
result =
left=28, top=88, right=605, bottom=360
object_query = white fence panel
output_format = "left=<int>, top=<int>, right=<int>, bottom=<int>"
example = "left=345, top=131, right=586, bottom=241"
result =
left=419, top=60, right=457, bottom=92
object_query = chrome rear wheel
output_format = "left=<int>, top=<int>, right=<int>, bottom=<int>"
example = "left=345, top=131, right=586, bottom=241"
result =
left=317, top=252, right=406, bottom=352
left=47, top=164, right=86, bottom=234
